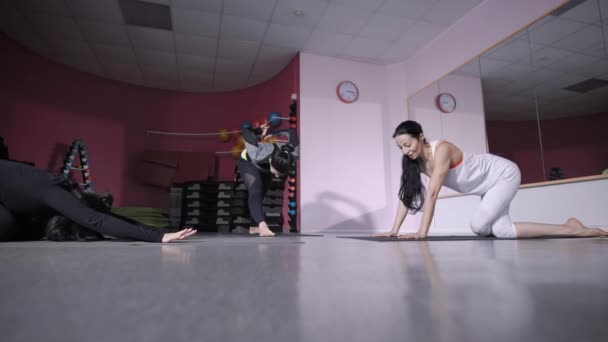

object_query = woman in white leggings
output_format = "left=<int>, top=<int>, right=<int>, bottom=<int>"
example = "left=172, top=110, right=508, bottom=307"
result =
left=377, top=120, right=608, bottom=239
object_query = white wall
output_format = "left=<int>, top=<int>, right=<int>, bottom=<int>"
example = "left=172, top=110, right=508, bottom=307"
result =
left=299, top=53, right=394, bottom=232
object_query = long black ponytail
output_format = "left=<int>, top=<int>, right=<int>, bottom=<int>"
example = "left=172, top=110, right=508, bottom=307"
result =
left=270, top=144, right=295, bottom=175
left=393, top=121, right=426, bottom=213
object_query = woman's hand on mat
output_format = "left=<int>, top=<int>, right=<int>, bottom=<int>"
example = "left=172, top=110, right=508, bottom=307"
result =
left=162, top=228, right=197, bottom=243
left=398, top=232, right=426, bottom=239
left=373, top=231, right=398, bottom=237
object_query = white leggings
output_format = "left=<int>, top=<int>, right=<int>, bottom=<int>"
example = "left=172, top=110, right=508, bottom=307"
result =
left=469, top=170, right=521, bottom=238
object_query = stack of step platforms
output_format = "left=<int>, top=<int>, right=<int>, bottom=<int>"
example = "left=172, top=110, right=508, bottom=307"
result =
left=179, top=181, right=235, bottom=232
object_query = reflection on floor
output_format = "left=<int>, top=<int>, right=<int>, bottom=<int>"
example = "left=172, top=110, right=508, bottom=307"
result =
left=1, top=234, right=607, bottom=342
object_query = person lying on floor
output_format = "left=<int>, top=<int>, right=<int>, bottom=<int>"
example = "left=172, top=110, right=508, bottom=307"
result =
left=0, top=159, right=196, bottom=243
left=376, top=120, right=608, bottom=239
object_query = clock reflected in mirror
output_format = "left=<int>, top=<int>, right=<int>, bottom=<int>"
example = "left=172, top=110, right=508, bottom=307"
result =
left=436, top=93, right=456, bottom=113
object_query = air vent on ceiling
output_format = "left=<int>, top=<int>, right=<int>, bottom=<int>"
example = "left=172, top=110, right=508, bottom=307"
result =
left=550, top=0, right=586, bottom=16
left=563, top=78, right=608, bottom=93
left=119, top=0, right=172, bottom=30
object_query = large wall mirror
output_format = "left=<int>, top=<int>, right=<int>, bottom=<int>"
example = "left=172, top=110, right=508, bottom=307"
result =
left=412, top=0, right=608, bottom=185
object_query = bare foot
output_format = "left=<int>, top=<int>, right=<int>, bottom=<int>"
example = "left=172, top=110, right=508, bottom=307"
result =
left=249, top=227, right=259, bottom=235
left=258, top=227, right=275, bottom=237
left=566, top=217, right=608, bottom=237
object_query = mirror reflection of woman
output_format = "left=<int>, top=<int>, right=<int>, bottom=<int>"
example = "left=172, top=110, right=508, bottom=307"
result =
left=377, top=121, right=608, bottom=239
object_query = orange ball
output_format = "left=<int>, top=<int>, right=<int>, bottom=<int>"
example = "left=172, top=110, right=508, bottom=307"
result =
left=230, top=145, right=243, bottom=159
left=218, top=129, right=231, bottom=143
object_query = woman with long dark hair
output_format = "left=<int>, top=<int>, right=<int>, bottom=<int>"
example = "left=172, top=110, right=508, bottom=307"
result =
left=237, top=123, right=299, bottom=237
left=0, top=159, right=196, bottom=242
left=377, top=120, right=607, bottom=239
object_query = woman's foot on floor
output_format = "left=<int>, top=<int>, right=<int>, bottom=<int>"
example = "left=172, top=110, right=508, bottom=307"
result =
left=248, top=227, right=275, bottom=237
left=565, top=217, right=608, bottom=237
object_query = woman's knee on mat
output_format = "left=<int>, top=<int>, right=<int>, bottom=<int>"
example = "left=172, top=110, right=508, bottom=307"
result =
left=470, top=211, right=493, bottom=236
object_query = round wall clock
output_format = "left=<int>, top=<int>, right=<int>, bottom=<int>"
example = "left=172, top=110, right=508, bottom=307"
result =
left=336, top=81, right=359, bottom=103
left=435, top=93, right=456, bottom=113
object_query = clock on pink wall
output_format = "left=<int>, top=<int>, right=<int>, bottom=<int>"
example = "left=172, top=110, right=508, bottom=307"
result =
left=336, top=81, right=359, bottom=103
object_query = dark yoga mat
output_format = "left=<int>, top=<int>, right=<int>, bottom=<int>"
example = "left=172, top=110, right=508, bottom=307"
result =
left=338, top=235, right=602, bottom=242
left=192, top=232, right=324, bottom=238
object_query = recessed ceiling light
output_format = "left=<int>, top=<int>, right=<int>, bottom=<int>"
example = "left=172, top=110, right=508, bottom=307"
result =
left=293, top=9, right=304, bottom=16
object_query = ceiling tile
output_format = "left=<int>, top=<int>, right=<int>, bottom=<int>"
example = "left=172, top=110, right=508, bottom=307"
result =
left=572, top=59, right=608, bottom=78
left=359, top=13, right=417, bottom=41
left=220, top=15, right=267, bottom=41
left=177, top=53, right=216, bottom=72
left=378, top=42, right=417, bottom=63
left=423, top=0, right=482, bottom=26
left=250, top=62, right=286, bottom=79
left=340, top=36, right=392, bottom=61
left=256, top=45, right=298, bottom=64
left=398, top=20, right=446, bottom=47
left=224, top=0, right=277, bottom=21
left=331, top=0, right=385, bottom=12
left=142, top=63, right=179, bottom=81
left=316, top=4, right=373, bottom=35
left=78, top=21, right=131, bottom=46
left=552, top=24, right=604, bottom=52
left=172, top=7, right=220, bottom=37
left=218, top=38, right=260, bottom=60
left=264, top=23, right=312, bottom=49
left=128, top=25, right=175, bottom=51
left=377, top=0, right=439, bottom=20
left=175, top=33, right=217, bottom=57
left=172, top=0, right=223, bottom=13
left=528, top=18, right=586, bottom=45
left=16, top=0, right=70, bottom=15
left=304, top=30, right=353, bottom=56
left=545, top=52, right=598, bottom=73
left=558, top=0, right=600, bottom=24
left=271, top=0, right=329, bottom=28
left=66, top=0, right=123, bottom=23
left=92, top=43, right=138, bottom=64
left=482, top=38, right=542, bottom=63
left=179, top=67, right=214, bottom=82
left=25, top=12, right=85, bottom=41
left=527, top=47, right=573, bottom=68
left=215, top=58, right=253, bottom=73
left=101, top=64, right=145, bottom=85
left=136, top=48, right=177, bottom=67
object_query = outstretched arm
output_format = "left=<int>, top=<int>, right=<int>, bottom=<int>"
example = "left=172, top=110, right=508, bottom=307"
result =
left=44, top=187, right=195, bottom=242
left=399, top=145, right=451, bottom=239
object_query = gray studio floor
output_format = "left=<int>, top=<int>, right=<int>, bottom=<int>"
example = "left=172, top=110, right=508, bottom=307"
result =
left=1, top=233, right=607, bottom=342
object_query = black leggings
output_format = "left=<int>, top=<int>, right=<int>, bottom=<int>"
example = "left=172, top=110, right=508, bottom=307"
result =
left=0, top=186, right=165, bottom=242
left=237, top=159, right=272, bottom=227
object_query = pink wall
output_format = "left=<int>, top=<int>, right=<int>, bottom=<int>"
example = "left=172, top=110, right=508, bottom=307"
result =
left=0, top=34, right=299, bottom=208
left=486, top=113, right=608, bottom=183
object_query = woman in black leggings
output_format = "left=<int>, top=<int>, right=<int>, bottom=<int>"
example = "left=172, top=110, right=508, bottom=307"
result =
left=237, top=124, right=298, bottom=236
left=0, top=160, right=195, bottom=242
